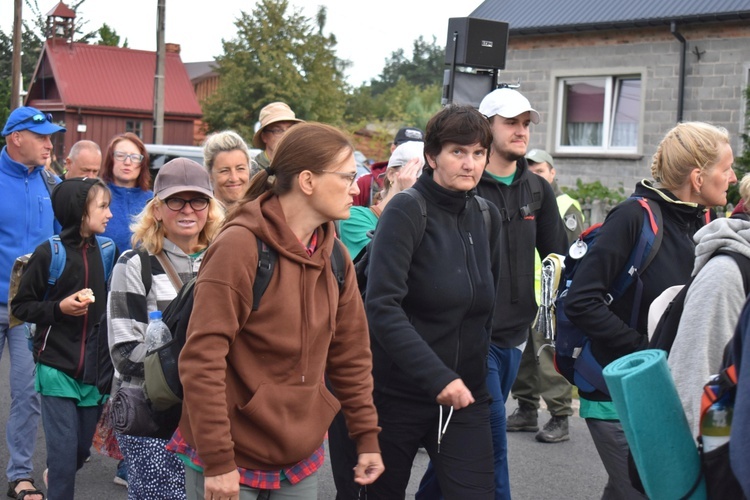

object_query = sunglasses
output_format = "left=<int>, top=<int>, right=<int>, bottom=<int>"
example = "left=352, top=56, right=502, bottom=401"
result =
left=16, top=113, right=53, bottom=127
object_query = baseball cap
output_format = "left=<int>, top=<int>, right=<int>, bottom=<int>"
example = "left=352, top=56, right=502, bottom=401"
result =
left=387, top=141, right=425, bottom=169
left=252, top=102, right=303, bottom=148
left=526, top=149, right=554, bottom=167
left=2, top=106, right=66, bottom=136
left=393, top=127, right=424, bottom=146
left=154, top=158, right=213, bottom=200
left=478, top=88, right=540, bottom=124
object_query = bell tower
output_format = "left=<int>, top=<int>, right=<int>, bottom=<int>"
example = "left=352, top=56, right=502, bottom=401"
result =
left=45, top=1, right=76, bottom=43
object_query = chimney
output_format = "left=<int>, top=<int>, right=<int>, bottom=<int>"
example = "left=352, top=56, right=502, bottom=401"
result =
left=165, top=43, right=181, bottom=54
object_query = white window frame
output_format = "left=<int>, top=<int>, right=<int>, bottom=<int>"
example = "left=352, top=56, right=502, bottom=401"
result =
left=553, top=72, right=643, bottom=155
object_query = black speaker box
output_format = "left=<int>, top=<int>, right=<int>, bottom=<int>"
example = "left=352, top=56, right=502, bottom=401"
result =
left=445, top=17, right=509, bottom=70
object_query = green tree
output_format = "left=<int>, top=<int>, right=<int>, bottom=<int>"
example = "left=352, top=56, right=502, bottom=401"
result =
left=96, top=23, right=128, bottom=47
left=344, top=36, right=444, bottom=133
left=201, top=0, right=349, bottom=138
left=0, top=24, right=44, bottom=148
left=370, top=36, right=445, bottom=95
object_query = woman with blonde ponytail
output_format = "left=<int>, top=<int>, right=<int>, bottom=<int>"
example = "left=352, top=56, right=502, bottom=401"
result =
left=563, top=121, right=736, bottom=499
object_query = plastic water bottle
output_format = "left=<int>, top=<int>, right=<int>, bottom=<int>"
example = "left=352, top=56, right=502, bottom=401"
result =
left=701, top=379, right=734, bottom=453
left=145, top=310, right=171, bottom=353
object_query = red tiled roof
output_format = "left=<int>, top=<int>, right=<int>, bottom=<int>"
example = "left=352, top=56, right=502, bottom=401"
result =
left=40, top=42, right=202, bottom=117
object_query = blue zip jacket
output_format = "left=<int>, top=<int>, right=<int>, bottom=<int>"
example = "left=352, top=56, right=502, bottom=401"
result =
left=102, top=182, right=153, bottom=253
left=0, top=146, right=59, bottom=304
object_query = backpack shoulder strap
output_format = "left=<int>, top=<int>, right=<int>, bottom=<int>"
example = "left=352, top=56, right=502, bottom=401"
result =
left=330, top=239, right=346, bottom=292
left=634, top=197, right=663, bottom=273
left=400, top=188, right=428, bottom=247
left=136, top=248, right=153, bottom=295
left=253, top=237, right=277, bottom=311
left=520, top=171, right=544, bottom=217
left=47, top=235, right=65, bottom=287
left=476, top=196, right=491, bottom=230
left=720, top=250, right=750, bottom=297
left=40, top=169, right=59, bottom=197
left=153, top=251, right=183, bottom=292
left=95, top=236, right=117, bottom=284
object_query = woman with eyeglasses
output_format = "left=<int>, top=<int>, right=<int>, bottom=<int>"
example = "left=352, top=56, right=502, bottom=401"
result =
left=100, top=133, right=154, bottom=253
left=107, top=158, right=224, bottom=499
left=169, top=123, right=383, bottom=499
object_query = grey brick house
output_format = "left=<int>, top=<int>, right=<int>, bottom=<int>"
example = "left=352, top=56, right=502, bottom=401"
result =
left=469, top=0, right=750, bottom=191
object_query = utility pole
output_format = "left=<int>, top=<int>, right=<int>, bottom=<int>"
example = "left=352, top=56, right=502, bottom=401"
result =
left=10, top=0, right=23, bottom=110
left=153, top=0, right=166, bottom=144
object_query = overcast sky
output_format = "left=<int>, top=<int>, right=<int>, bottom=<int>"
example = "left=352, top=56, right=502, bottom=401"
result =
left=1, top=0, right=475, bottom=85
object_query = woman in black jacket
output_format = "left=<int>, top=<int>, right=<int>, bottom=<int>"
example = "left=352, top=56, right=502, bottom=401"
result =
left=13, top=178, right=115, bottom=500
left=364, top=105, right=502, bottom=499
left=564, top=121, right=736, bottom=499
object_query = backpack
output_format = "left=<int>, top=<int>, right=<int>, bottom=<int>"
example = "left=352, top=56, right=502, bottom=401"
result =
left=354, top=188, right=491, bottom=297
left=82, top=245, right=149, bottom=396
left=694, top=358, right=745, bottom=499
left=12, top=235, right=117, bottom=338
left=140, top=236, right=346, bottom=435
left=649, top=250, right=750, bottom=355
left=554, top=196, right=663, bottom=396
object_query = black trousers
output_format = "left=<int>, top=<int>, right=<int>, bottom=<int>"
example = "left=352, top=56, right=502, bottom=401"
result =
left=366, top=391, right=494, bottom=500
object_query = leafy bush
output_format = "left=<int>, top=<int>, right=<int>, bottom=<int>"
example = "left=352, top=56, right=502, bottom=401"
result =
left=562, top=179, right=626, bottom=205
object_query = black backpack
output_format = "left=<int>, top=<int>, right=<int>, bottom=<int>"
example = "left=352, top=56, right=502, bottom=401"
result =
left=354, top=188, right=490, bottom=297
left=649, top=250, right=750, bottom=355
left=141, top=236, right=346, bottom=435
left=80, top=245, right=142, bottom=396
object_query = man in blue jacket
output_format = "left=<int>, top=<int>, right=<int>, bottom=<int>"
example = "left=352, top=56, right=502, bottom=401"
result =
left=0, top=106, right=65, bottom=500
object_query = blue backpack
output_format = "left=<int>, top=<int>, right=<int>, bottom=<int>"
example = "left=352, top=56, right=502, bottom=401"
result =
left=554, top=197, right=663, bottom=396
left=45, top=235, right=117, bottom=288
left=25, top=235, right=116, bottom=347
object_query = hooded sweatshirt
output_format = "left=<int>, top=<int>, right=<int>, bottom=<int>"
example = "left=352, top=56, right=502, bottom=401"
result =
left=669, top=216, right=750, bottom=439
left=12, top=178, right=112, bottom=379
left=564, top=179, right=707, bottom=401
left=177, top=193, right=380, bottom=475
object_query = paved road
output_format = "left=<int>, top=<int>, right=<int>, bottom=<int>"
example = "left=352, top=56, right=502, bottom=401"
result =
left=0, top=353, right=606, bottom=499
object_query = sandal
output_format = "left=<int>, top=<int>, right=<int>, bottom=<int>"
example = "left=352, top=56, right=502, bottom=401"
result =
left=6, top=479, right=45, bottom=500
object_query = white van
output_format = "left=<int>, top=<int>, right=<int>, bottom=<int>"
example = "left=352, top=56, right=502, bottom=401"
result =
left=145, top=144, right=205, bottom=169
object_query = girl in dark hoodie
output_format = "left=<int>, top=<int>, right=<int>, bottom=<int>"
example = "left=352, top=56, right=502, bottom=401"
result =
left=12, top=177, right=114, bottom=500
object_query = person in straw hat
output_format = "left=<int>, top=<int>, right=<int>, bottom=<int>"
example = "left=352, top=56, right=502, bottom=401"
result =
left=252, top=102, right=304, bottom=171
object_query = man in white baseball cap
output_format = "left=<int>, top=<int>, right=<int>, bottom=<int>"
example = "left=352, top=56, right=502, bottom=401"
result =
left=463, top=88, right=568, bottom=497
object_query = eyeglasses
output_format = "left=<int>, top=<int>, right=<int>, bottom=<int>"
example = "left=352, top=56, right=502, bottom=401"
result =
left=19, top=113, right=53, bottom=125
left=113, top=151, right=145, bottom=164
left=163, top=197, right=210, bottom=212
left=318, top=170, right=358, bottom=188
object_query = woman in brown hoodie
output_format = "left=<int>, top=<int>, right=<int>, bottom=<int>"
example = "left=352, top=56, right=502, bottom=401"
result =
left=172, top=123, right=383, bottom=499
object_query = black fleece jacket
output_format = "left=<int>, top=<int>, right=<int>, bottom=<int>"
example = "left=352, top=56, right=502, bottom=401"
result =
left=365, top=170, right=502, bottom=404
left=476, top=158, right=568, bottom=348
left=13, top=178, right=115, bottom=379
left=564, top=180, right=708, bottom=400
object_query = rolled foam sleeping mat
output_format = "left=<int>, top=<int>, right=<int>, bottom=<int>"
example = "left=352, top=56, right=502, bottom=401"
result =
left=602, top=349, right=706, bottom=500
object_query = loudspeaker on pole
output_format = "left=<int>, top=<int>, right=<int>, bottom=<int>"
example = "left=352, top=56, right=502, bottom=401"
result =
left=444, top=17, right=510, bottom=70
